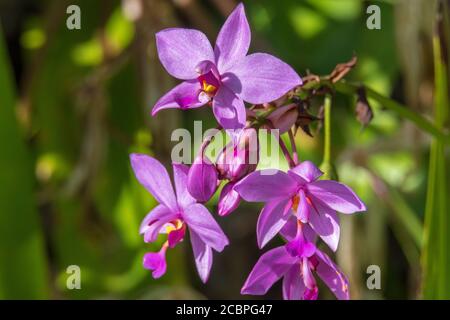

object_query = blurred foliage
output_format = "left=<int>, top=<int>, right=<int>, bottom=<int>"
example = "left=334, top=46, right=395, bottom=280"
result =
left=0, top=0, right=448, bottom=299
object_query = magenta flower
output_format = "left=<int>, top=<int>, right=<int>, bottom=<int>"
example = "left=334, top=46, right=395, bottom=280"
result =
left=234, top=161, right=366, bottom=250
left=151, top=3, right=301, bottom=129
left=241, top=227, right=349, bottom=300
left=130, top=154, right=229, bottom=283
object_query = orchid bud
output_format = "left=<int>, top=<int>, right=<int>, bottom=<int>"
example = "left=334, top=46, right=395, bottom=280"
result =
left=187, top=152, right=218, bottom=203
left=267, top=104, right=298, bottom=134
left=216, top=128, right=259, bottom=181
left=218, top=181, right=241, bottom=216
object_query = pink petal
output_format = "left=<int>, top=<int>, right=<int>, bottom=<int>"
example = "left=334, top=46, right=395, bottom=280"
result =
left=234, top=170, right=298, bottom=202
left=308, top=200, right=340, bottom=252
left=156, top=28, right=214, bottom=80
left=187, top=155, right=218, bottom=203
left=289, top=161, right=323, bottom=183
left=214, top=3, right=250, bottom=72
left=224, top=53, right=302, bottom=104
left=130, top=154, right=178, bottom=212
left=152, top=80, right=206, bottom=116
left=315, top=249, right=350, bottom=300
left=190, top=229, right=213, bottom=283
left=212, top=85, right=246, bottom=129
left=307, top=180, right=366, bottom=213
left=241, top=246, right=297, bottom=296
left=172, top=163, right=196, bottom=208
left=143, top=249, right=167, bottom=279
left=257, top=198, right=291, bottom=248
left=139, top=204, right=176, bottom=242
left=218, top=181, right=241, bottom=216
left=182, top=203, right=229, bottom=252
left=282, top=265, right=306, bottom=300
left=296, top=189, right=310, bottom=223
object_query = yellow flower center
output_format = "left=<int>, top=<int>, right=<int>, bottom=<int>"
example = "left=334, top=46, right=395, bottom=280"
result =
left=202, top=80, right=217, bottom=96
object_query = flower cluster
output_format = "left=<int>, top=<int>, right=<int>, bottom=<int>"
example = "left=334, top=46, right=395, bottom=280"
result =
left=129, top=3, right=366, bottom=300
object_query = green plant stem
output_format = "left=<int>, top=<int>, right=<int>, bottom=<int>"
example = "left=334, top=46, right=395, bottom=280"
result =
left=320, top=94, right=333, bottom=179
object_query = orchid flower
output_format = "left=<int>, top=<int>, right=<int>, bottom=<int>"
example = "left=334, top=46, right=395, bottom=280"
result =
left=241, top=219, right=349, bottom=300
left=151, top=3, right=301, bottom=129
left=234, top=161, right=366, bottom=251
left=130, top=154, right=229, bottom=283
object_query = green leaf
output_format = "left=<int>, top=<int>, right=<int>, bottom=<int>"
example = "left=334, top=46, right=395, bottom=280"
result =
left=421, top=3, right=450, bottom=299
left=0, top=27, right=49, bottom=298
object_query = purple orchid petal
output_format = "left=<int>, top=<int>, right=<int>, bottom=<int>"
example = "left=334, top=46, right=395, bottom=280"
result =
left=282, top=265, right=306, bottom=300
left=218, top=181, right=241, bottom=216
left=296, top=189, right=310, bottom=223
left=308, top=200, right=340, bottom=252
left=152, top=80, right=206, bottom=116
left=257, top=198, right=291, bottom=248
left=156, top=28, right=214, bottom=80
left=280, top=217, right=317, bottom=244
left=303, top=286, right=319, bottom=300
left=315, top=249, right=350, bottom=300
left=307, top=180, right=366, bottom=214
left=289, top=161, right=323, bottom=183
left=190, top=229, right=213, bottom=283
left=302, top=257, right=317, bottom=290
left=167, top=224, right=186, bottom=248
left=234, top=170, right=298, bottom=202
left=143, top=248, right=167, bottom=279
left=224, top=53, right=302, bottom=104
left=212, top=85, right=246, bottom=129
left=139, top=204, right=176, bottom=242
left=187, top=155, right=218, bottom=203
left=241, top=246, right=297, bottom=296
left=267, top=104, right=298, bottom=134
left=173, top=163, right=197, bottom=209
left=182, top=203, right=229, bottom=252
left=130, top=154, right=178, bottom=212
left=214, top=3, right=250, bottom=72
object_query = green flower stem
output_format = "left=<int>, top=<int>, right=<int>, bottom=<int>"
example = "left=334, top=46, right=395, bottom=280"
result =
left=320, top=94, right=333, bottom=179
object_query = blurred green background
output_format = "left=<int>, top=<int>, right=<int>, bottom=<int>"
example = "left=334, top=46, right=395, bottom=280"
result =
left=0, top=0, right=449, bottom=299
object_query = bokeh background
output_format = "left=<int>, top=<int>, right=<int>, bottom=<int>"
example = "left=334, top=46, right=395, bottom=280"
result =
left=0, top=0, right=449, bottom=299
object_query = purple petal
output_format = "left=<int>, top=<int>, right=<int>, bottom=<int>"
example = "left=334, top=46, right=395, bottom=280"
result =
left=140, top=204, right=176, bottom=242
left=289, top=161, right=323, bottom=183
left=143, top=249, right=167, bottom=279
left=267, top=104, right=298, bottom=134
left=315, top=249, right=350, bottom=300
left=152, top=80, right=206, bottom=116
left=187, top=156, right=218, bottom=203
left=167, top=224, right=186, bottom=248
left=296, top=189, right=310, bottom=223
left=190, top=229, right=213, bottom=283
left=308, top=200, right=340, bottom=252
left=257, top=198, right=291, bottom=248
left=307, top=180, right=366, bottom=213
left=282, top=265, right=306, bottom=300
left=241, top=246, right=297, bottom=296
left=130, top=154, right=178, bottom=212
left=156, top=28, right=214, bottom=80
left=173, top=163, right=196, bottom=209
left=218, top=181, right=241, bottom=216
left=234, top=170, right=298, bottom=202
left=302, top=257, right=316, bottom=289
left=224, top=53, right=302, bottom=104
left=212, top=85, right=246, bottom=129
left=182, top=203, right=229, bottom=252
left=214, top=3, right=250, bottom=72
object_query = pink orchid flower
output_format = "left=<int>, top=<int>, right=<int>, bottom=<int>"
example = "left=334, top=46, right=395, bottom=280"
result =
left=152, top=3, right=301, bottom=129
